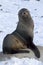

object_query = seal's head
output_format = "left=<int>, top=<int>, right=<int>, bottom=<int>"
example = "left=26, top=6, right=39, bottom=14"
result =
left=18, top=8, right=31, bottom=21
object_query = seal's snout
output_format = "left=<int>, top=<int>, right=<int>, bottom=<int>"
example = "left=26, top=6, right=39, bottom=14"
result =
left=22, top=11, right=28, bottom=17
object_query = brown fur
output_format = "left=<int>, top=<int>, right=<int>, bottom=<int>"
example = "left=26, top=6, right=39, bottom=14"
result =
left=3, top=8, right=40, bottom=58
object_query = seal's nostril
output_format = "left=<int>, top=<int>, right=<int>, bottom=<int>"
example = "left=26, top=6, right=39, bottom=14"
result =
left=24, top=12, right=25, bottom=14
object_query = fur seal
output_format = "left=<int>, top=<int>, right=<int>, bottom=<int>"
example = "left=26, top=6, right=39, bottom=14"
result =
left=3, top=8, right=40, bottom=58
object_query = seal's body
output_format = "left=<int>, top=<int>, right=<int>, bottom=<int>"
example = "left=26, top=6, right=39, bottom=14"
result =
left=3, top=8, right=40, bottom=58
